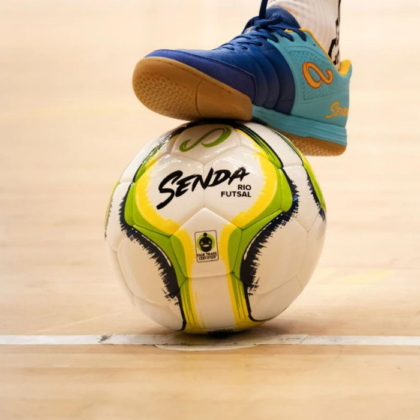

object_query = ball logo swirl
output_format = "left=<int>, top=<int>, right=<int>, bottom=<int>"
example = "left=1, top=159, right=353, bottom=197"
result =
left=179, top=127, right=232, bottom=152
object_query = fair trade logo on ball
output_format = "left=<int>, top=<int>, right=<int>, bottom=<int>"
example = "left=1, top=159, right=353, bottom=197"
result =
left=195, top=231, right=219, bottom=263
left=156, top=167, right=250, bottom=210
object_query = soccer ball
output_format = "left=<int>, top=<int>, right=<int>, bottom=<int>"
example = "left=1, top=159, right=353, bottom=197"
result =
left=105, top=122, right=326, bottom=334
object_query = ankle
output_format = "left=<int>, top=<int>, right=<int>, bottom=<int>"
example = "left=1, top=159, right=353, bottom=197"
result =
left=268, top=0, right=342, bottom=67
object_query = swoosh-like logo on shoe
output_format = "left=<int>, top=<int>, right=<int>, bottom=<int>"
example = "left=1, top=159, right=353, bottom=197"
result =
left=303, top=62, right=334, bottom=89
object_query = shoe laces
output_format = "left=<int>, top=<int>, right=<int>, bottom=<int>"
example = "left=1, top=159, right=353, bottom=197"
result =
left=220, top=0, right=306, bottom=51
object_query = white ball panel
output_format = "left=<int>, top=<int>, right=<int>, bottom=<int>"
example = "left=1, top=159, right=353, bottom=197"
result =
left=133, top=296, right=183, bottom=331
left=297, top=215, right=327, bottom=289
left=120, top=129, right=176, bottom=183
left=172, top=124, right=241, bottom=164
left=240, top=123, right=302, bottom=168
left=105, top=243, right=134, bottom=305
left=251, top=218, right=306, bottom=294
left=249, top=277, right=302, bottom=321
left=285, top=166, right=320, bottom=231
left=117, top=236, right=176, bottom=306
left=105, top=182, right=131, bottom=251
left=189, top=275, right=236, bottom=330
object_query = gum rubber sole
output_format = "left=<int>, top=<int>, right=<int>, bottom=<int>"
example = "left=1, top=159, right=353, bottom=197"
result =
left=133, top=57, right=346, bottom=156
left=133, top=57, right=252, bottom=121
left=283, top=133, right=346, bottom=156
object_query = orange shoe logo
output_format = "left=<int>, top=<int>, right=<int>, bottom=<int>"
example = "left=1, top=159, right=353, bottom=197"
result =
left=303, top=62, right=334, bottom=89
left=326, top=101, right=349, bottom=119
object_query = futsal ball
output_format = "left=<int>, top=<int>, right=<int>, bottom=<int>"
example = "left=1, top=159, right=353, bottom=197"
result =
left=105, top=122, right=326, bottom=334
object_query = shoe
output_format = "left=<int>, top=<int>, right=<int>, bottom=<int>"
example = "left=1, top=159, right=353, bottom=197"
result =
left=132, top=0, right=352, bottom=156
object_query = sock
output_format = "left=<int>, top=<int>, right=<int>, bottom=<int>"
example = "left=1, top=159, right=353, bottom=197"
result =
left=268, top=0, right=342, bottom=67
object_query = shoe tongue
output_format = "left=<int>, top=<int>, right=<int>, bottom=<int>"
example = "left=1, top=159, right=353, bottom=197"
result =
left=243, top=5, right=300, bottom=33
left=265, top=6, right=300, bottom=28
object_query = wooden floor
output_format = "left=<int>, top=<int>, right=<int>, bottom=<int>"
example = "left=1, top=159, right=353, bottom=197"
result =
left=1, top=0, right=420, bottom=418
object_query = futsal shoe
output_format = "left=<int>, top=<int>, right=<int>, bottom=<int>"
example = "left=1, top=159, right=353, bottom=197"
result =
left=133, top=0, right=352, bottom=156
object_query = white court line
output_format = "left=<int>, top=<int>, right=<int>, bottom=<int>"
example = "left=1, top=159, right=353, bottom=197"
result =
left=0, top=334, right=420, bottom=350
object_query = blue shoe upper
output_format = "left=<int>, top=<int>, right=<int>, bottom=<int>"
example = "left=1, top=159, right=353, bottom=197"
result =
left=148, top=7, right=302, bottom=115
